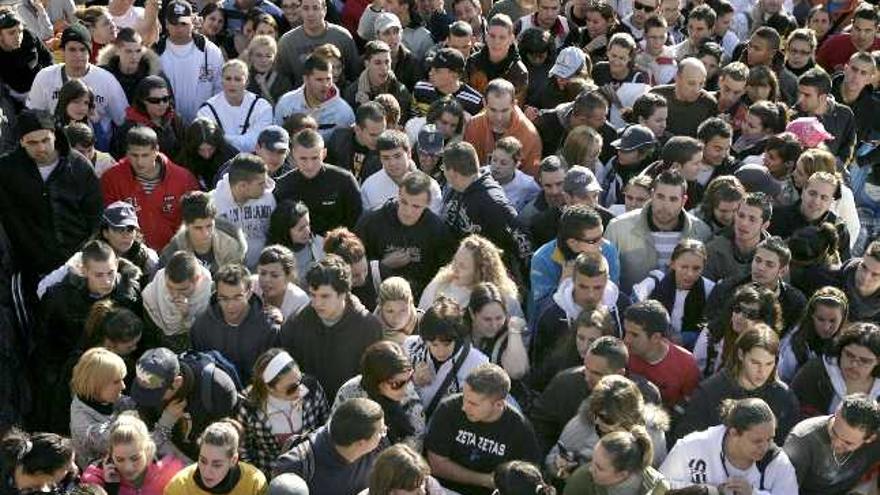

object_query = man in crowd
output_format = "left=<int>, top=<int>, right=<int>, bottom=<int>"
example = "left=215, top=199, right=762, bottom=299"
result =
left=831, top=52, right=879, bottom=141
left=712, top=62, right=749, bottom=123
left=518, top=155, right=567, bottom=231
left=326, top=102, right=387, bottom=183
left=836, top=240, right=880, bottom=323
left=360, top=130, right=443, bottom=213
left=637, top=14, right=677, bottom=85
left=342, top=40, right=412, bottom=118
left=466, top=14, right=529, bottom=102
left=816, top=3, right=880, bottom=73
left=514, top=0, right=574, bottom=48
left=704, top=192, right=772, bottom=282
left=743, top=26, right=798, bottom=104
left=673, top=5, right=715, bottom=61
left=0, top=10, right=52, bottom=107
left=413, top=47, right=485, bottom=117
left=796, top=68, right=857, bottom=165
left=275, top=54, right=356, bottom=140
left=650, top=58, right=718, bottom=137
left=426, top=363, right=541, bottom=494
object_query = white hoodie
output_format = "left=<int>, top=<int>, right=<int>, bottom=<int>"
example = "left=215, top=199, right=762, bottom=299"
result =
left=211, top=174, right=277, bottom=269
left=142, top=264, right=213, bottom=337
left=551, top=277, right=623, bottom=326
left=660, top=424, right=799, bottom=495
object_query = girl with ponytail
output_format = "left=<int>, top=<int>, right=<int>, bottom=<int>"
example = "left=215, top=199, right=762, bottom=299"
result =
left=778, top=286, right=849, bottom=382
left=564, top=426, right=669, bottom=494
left=493, top=461, right=556, bottom=495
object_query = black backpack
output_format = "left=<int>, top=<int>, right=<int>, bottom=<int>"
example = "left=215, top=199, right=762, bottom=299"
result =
left=178, top=350, right=244, bottom=411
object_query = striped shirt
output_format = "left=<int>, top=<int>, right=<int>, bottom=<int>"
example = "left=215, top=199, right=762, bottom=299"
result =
left=411, top=81, right=484, bottom=118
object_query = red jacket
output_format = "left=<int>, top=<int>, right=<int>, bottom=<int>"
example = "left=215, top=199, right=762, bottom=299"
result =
left=101, top=153, right=200, bottom=250
left=816, top=34, right=880, bottom=73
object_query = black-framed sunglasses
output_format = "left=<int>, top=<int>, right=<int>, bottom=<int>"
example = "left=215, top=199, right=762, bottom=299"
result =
left=733, top=303, right=762, bottom=320
left=110, top=225, right=137, bottom=234
left=144, top=96, right=171, bottom=104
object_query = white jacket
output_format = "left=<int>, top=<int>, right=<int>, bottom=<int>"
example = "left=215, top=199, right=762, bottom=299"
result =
left=360, top=166, right=443, bottom=214
left=660, top=424, right=799, bottom=495
left=211, top=174, right=277, bottom=268
left=159, top=37, right=225, bottom=123
left=142, top=264, right=213, bottom=337
left=197, top=91, right=273, bottom=152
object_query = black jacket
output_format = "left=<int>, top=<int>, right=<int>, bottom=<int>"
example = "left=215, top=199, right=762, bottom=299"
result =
left=0, top=28, right=53, bottom=97
left=0, top=146, right=102, bottom=280
left=704, top=273, right=807, bottom=336
left=768, top=203, right=851, bottom=262
left=795, top=98, right=857, bottom=165
left=354, top=199, right=455, bottom=299
left=274, top=164, right=363, bottom=235
left=325, top=128, right=383, bottom=183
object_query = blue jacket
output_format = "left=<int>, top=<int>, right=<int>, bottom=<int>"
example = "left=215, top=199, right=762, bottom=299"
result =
left=528, top=239, right=620, bottom=323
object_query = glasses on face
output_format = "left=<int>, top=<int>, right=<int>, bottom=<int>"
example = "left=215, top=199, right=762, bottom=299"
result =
left=733, top=303, right=762, bottom=320
left=110, top=225, right=137, bottom=234
left=284, top=378, right=302, bottom=396
left=144, top=96, right=171, bottom=104
left=386, top=369, right=414, bottom=390
left=842, top=348, right=877, bottom=368
left=634, top=2, right=656, bottom=10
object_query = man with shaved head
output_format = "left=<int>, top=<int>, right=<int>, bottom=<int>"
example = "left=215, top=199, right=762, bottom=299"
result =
left=650, top=57, right=718, bottom=137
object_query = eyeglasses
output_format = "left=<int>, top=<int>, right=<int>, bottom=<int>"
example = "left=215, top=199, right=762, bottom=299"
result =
left=733, top=303, right=762, bottom=320
left=109, top=225, right=137, bottom=234
left=386, top=369, right=414, bottom=390
left=634, top=2, right=656, bottom=10
left=842, top=348, right=877, bottom=368
left=144, top=96, right=171, bottom=104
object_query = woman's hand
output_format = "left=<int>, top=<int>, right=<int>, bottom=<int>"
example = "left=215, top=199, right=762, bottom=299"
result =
left=413, top=362, right=434, bottom=387
left=584, top=34, right=608, bottom=53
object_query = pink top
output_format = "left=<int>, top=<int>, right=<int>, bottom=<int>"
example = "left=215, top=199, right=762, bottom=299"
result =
left=82, top=455, right=185, bottom=495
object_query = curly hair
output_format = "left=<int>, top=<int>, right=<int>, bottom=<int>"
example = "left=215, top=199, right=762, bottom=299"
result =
left=432, top=234, right=519, bottom=301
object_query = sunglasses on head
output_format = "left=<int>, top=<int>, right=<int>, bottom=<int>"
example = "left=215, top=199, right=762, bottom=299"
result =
left=145, top=96, right=171, bottom=104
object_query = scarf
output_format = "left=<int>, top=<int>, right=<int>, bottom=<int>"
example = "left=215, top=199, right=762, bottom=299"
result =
left=253, top=71, right=278, bottom=104
left=194, top=464, right=242, bottom=494
left=80, top=395, right=115, bottom=416
left=143, top=267, right=213, bottom=336
left=373, top=395, right=416, bottom=444
left=649, top=269, right=706, bottom=334
left=355, top=70, right=400, bottom=105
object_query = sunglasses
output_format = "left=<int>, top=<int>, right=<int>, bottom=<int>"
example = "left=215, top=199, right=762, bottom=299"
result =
left=386, top=370, right=414, bottom=390
left=145, top=96, right=171, bottom=104
left=110, top=225, right=137, bottom=233
left=733, top=303, right=762, bottom=320
left=284, top=379, right=302, bottom=396
left=634, top=2, right=656, bottom=10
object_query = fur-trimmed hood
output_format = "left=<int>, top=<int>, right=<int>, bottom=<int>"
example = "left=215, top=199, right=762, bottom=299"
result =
left=97, top=44, right=163, bottom=77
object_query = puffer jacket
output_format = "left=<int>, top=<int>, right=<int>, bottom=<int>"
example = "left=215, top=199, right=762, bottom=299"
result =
left=98, top=44, right=165, bottom=101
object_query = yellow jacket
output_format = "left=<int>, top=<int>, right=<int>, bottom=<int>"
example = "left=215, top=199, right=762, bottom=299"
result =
left=164, top=461, right=267, bottom=495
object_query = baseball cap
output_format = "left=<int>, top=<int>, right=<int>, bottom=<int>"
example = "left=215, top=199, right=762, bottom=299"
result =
left=430, top=47, right=466, bottom=73
left=563, top=165, right=602, bottom=196
left=734, top=163, right=782, bottom=199
left=61, top=23, right=92, bottom=49
left=103, top=201, right=139, bottom=229
left=131, top=348, right=180, bottom=409
left=418, top=124, right=444, bottom=155
left=166, top=0, right=194, bottom=25
left=258, top=125, right=290, bottom=152
left=786, top=117, right=833, bottom=149
left=0, top=10, right=21, bottom=30
left=549, top=46, right=587, bottom=79
left=374, top=12, right=402, bottom=35
left=611, top=125, right=656, bottom=152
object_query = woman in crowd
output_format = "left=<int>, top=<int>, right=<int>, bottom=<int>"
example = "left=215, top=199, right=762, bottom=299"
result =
left=779, top=286, right=849, bottom=383
left=69, top=347, right=135, bottom=469
left=676, top=325, right=800, bottom=444
left=165, top=420, right=268, bottom=494
left=196, top=59, right=273, bottom=153
left=252, top=245, right=309, bottom=325
left=237, top=348, right=329, bottom=476
left=784, top=28, right=817, bottom=77
left=112, top=76, right=185, bottom=159
left=466, top=282, right=530, bottom=381
left=54, top=80, right=110, bottom=152
left=82, top=301, right=144, bottom=365
left=419, top=234, right=524, bottom=318
left=694, top=284, right=783, bottom=376
left=243, top=35, right=291, bottom=105
left=268, top=200, right=325, bottom=283
left=324, top=227, right=378, bottom=311
left=77, top=6, right=117, bottom=62
left=404, top=296, right=489, bottom=418
left=744, top=66, right=781, bottom=105
left=632, top=239, right=715, bottom=349
left=561, top=126, right=604, bottom=171
left=333, top=341, right=426, bottom=451
left=731, top=101, right=789, bottom=161
left=590, top=33, right=648, bottom=88
left=364, top=444, right=445, bottom=494
left=660, top=398, right=798, bottom=493
left=791, top=148, right=860, bottom=249
left=375, top=277, right=421, bottom=344
left=792, top=322, right=880, bottom=417
left=806, top=5, right=832, bottom=48
left=198, top=3, right=230, bottom=58
left=547, top=375, right=669, bottom=482
left=786, top=223, right=842, bottom=297
left=0, top=429, right=76, bottom=495
left=564, top=427, right=669, bottom=495
left=494, top=461, right=557, bottom=495
left=82, top=414, right=184, bottom=494
left=176, top=117, right=239, bottom=188
left=622, top=93, right=669, bottom=146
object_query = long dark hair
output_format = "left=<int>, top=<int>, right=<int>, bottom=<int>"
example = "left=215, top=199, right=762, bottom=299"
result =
left=55, top=79, right=95, bottom=125
left=791, top=286, right=848, bottom=367
left=0, top=428, right=73, bottom=477
left=268, top=200, right=311, bottom=249
left=131, top=76, right=173, bottom=117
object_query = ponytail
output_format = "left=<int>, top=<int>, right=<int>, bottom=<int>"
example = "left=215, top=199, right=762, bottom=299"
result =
left=599, top=425, right=654, bottom=474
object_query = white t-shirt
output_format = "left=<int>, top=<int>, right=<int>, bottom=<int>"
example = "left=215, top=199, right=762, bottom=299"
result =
left=159, top=38, right=224, bottom=123
left=26, top=64, right=128, bottom=128
left=110, top=6, right=144, bottom=29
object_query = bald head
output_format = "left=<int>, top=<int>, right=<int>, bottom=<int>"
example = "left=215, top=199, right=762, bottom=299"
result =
left=675, top=57, right=707, bottom=102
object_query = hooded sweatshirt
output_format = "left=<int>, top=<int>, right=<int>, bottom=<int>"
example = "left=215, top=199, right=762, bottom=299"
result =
left=274, top=84, right=355, bottom=140
left=142, top=263, right=213, bottom=337
left=211, top=174, right=277, bottom=268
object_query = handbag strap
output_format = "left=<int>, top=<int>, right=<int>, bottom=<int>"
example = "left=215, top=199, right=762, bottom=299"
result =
left=425, top=342, right=471, bottom=418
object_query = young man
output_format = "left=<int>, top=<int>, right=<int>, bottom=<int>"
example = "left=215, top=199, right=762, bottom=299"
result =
left=462, top=78, right=542, bottom=176
left=784, top=394, right=880, bottom=495
left=355, top=171, right=454, bottom=299
left=466, top=14, right=529, bottom=102
left=604, top=169, right=713, bottom=293
left=796, top=67, right=857, bottom=164
left=275, top=0, right=360, bottom=86
left=191, top=263, right=278, bottom=382
left=535, top=88, right=614, bottom=161
left=742, top=26, right=798, bottom=105
left=426, top=364, right=541, bottom=494
left=159, top=191, right=247, bottom=275
left=623, top=299, right=700, bottom=411
left=97, top=28, right=164, bottom=102
left=532, top=252, right=630, bottom=370
left=0, top=10, right=52, bottom=107
left=489, top=136, right=541, bottom=212
left=279, top=255, right=382, bottom=398
left=695, top=117, right=738, bottom=187
left=514, top=0, right=574, bottom=47
left=621, top=0, right=657, bottom=41
left=101, top=126, right=201, bottom=250
left=274, top=398, right=384, bottom=493
left=413, top=47, right=485, bottom=118
left=442, top=141, right=532, bottom=278
left=531, top=164, right=615, bottom=247
left=831, top=52, right=879, bottom=141
left=637, top=14, right=677, bottom=85
left=673, top=5, right=715, bottom=61
left=769, top=172, right=851, bottom=261
left=326, top=102, right=386, bottom=184
left=518, top=155, right=567, bottom=230
left=705, top=236, right=806, bottom=334
left=274, top=54, right=356, bottom=140
left=816, top=3, right=880, bottom=73
left=370, top=11, right=422, bottom=89
left=360, top=130, right=443, bottom=213
left=143, top=250, right=213, bottom=352
left=712, top=62, right=749, bottom=126
left=599, top=124, right=658, bottom=207
left=835, top=240, right=880, bottom=323
left=211, top=153, right=276, bottom=269
left=650, top=58, right=718, bottom=138
left=274, top=129, right=363, bottom=235
left=130, top=347, right=239, bottom=459
left=155, top=0, right=224, bottom=123
left=26, top=24, right=128, bottom=133
left=342, top=40, right=411, bottom=118
left=704, top=192, right=771, bottom=282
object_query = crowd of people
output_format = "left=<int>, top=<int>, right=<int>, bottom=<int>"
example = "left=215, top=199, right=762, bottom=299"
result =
left=1, top=0, right=880, bottom=491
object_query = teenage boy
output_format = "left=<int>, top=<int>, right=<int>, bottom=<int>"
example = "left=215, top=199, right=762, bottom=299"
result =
left=704, top=192, right=771, bottom=282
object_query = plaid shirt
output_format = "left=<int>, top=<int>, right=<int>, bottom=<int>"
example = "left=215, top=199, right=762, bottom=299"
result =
left=236, top=375, right=330, bottom=476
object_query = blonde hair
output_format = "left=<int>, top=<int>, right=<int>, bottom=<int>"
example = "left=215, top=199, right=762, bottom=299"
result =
left=199, top=420, right=242, bottom=458
left=222, top=59, right=249, bottom=79
left=243, top=34, right=277, bottom=65
left=561, top=125, right=602, bottom=169
left=71, top=348, right=127, bottom=402
left=797, top=148, right=838, bottom=177
left=435, top=235, right=519, bottom=300
left=108, top=414, right=156, bottom=462
left=378, top=277, right=414, bottom=306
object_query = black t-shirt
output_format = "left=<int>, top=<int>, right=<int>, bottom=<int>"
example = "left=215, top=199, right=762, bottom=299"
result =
left=426, top=395, right=541, bottom=495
